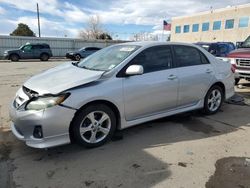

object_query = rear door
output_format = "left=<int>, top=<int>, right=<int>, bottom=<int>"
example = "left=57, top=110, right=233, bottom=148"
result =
left=173, top=45, right=214, bottom=107
left=122, top=45, right=179, bottom=121
left=31, top=45, right=42, bottom=58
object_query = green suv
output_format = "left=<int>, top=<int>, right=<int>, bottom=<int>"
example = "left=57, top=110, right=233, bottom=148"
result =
left=3, top=43, right=53, bottom=61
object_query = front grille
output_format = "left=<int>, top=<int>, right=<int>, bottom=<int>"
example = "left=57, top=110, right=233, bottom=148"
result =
left=239, top=73, right=250, bottom=78
left=236, top=59, right=250, bottom=67
left=14, top=86, right=38, bottom=109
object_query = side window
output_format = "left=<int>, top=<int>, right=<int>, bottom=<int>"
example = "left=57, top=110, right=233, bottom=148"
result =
left=91, top=47, right=99, bottom=50
left=85, top=47, right=93, bottom=51
left=174, top=45, right=207, bottom=67
left=219, top=44, right=227, bottom=54
left=200, top=52, right=210, bottom=64
left=130, top=46, right=172, bottom=73
left=23, top=45, right=32, bottom=51
left=32, top=45, right=41, bottom=50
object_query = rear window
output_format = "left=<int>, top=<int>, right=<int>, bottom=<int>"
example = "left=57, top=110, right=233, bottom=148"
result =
left=173, top=45, right=208, bottom=67
left=42, top=44, right=50, bottom=49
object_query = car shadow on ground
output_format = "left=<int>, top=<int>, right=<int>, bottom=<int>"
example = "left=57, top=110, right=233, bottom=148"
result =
left=3, top=103, right=249, bottom=188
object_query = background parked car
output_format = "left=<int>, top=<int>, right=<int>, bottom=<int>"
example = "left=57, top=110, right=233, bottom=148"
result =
left=66, top=47, right=101, bottom=61
left=227, top=36, right=250, bottom=84
left=3, top=43, right=53, bottom=61
left=195, top=42, right=235, bottom=57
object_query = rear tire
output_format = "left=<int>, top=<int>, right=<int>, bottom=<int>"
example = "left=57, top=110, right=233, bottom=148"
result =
left=71, top=104, right=116, bottom=148
left=203, top=85, right=223, bottom=115
left=235, top=78, right=240, bottom=85
left=40, top=53, right=49, bottom=61
left=10, top=54, right=19, bottom=61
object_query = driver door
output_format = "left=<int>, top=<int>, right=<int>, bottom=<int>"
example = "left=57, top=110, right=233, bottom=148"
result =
left=21, top=44, right=33, bottom=59
left=121, top=46, right=179, bottom=121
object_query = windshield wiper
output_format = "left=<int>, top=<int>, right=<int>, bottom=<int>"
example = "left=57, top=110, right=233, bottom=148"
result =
left=81, top=66, right=103, bottom=71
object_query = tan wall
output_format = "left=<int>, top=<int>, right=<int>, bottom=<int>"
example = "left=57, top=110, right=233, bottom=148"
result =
left=170, top=4, right=250, bottom=43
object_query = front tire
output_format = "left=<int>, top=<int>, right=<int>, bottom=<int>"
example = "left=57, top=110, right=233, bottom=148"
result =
left=71, top=104, right=116, bottom=148
left=10, top=54, right=19, bottom=61
left=203, top=85, right=223, bottom=115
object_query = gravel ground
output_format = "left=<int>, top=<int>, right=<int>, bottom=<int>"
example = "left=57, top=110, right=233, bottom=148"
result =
left=0, top=61, right=250, bottom=188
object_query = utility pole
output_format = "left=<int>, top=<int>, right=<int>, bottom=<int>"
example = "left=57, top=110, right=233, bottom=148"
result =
left=37, top=3, right=41, bottom=37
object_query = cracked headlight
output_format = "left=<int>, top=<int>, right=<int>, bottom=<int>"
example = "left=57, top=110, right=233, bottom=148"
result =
left=25, top=94, right=69, bottom=111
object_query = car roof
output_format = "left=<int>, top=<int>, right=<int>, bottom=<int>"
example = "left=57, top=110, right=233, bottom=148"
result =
left=116, top=41, right=201, bottom=49
left=25, top=43, right=50, bottom=46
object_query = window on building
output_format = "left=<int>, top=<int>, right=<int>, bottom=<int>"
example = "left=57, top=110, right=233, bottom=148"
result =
left=213, top=21, right=221, bottom=30
left=202, top=22, right=209, bottom=31
left=192, top=24, right=199, bottom=32
left=175, top=26, right=181, bottom=33
left=239, top=17, right=249, bottom=28
left=225, top=19, right=234, bottom=29
left=183, top=25, right=190, bottom=33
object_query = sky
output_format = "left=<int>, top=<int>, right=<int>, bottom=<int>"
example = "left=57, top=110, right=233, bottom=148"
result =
left=0, top=0, right=250, bottom=40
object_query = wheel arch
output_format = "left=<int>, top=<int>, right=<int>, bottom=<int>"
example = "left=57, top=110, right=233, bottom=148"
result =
left=9, top=53, right=20, bottom=59
left=69, top=99, right=121, bottom=142
left=74, top=53, right=82, bottom=57
left=40, top=52, right=49, bottom=57
left=208, top=81, right=226, bottom=99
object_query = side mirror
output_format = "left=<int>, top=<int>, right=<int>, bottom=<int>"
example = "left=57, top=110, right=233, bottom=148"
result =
left=125, top=65, right=144, bottom=76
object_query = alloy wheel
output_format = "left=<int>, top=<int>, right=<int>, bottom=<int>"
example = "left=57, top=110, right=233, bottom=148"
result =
left=207, top=89, right=222, bottom=112
left=79, top=111, right=111, bottom=143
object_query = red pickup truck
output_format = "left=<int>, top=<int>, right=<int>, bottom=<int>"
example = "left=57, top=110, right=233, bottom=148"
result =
left=227, top=36, right=250, bottom=84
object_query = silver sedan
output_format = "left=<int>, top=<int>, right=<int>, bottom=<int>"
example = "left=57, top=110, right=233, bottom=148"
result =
left=9, top=42, right=235, bottom=148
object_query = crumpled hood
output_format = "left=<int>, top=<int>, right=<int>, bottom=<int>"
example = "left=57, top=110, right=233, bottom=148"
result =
left=24, top=62, right=104, bottom=95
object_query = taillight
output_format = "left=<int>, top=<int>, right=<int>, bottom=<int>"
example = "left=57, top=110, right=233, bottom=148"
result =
left=231, top=64, right=236, bottom=73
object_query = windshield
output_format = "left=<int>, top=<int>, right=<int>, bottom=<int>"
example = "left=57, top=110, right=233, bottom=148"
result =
left=77, top=45, right=140, bottom=71
left=242, top=36, right=250, bottom=48
left=79, top=47, right=86, bottom=51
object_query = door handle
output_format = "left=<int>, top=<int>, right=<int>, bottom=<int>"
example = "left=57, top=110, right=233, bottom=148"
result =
left=206, top=69, right=213, bottom=73
left=168, top=74, right=177, bottom=80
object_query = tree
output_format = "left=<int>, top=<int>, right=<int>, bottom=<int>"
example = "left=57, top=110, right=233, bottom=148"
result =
left=10, top=23, right=36, bottom=37
left=79, top=15, right=112, bottom=40
left=97, top=33, right=112, bottom=40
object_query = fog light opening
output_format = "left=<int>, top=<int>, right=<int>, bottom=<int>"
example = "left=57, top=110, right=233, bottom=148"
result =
left=33, top=125, right=43, bottom=138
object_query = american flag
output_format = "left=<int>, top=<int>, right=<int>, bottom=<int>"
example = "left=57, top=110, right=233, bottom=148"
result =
left=163, top=20, right=171, bottom=31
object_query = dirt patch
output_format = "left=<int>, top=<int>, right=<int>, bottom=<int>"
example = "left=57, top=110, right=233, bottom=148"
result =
left=170, top=115, right=220, bottom=134
left=0, top=141, right=11, bottom=162
left=206, top=157, right=250, bottom=188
